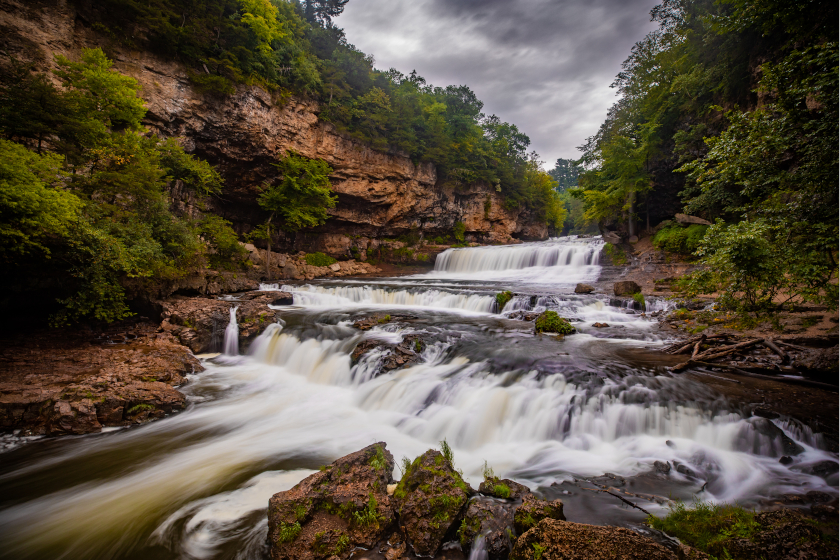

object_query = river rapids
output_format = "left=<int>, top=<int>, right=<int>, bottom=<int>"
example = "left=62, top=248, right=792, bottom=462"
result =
left=0, top=237, right=835, bottom=560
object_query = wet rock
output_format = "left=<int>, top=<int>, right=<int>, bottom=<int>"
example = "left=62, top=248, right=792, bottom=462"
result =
left=392, top=449, right=472, bottom=556
left=747, top=418, right=805, bottom=457
left=589, top=473, right=626, bottom=487
left=352, top=315, right=393, bottom=330
left=574, top=283, right=594, bottom=294
left=478, top=478, right=531, bottom=499
left=592, top=322, right=609, bottom=328
left=613, top=281, right=641, bottom=296
left=513, top=495, right=565, bottom=535
left=350, top=335, right=426, bottom=375
left=510, top=518, right=706, bottom=560
left=653, top=461, right=672, bottom=475
left=795, top=346, right=839, bottom=376
left=752, top=406, right=779, bottom=419
left=267, top=443, right=396, bottom=560
left=719, top=509, right=833, bottom=560
left=273, top=294, right=294, bottom=306
left=675, top=213, right=712, bottom=226
left=458, top=497, right=516, bottom=560
left=795, top=460, right=839, bottom=481
left=675, top=464, right=696, bottom=478
left=779, top=456, right=793, bottom=465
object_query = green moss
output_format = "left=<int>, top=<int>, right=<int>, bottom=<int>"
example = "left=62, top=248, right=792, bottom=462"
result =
left=305, top=252, right=338, bottom=267
left=351, top=493, right=382, bottom=528
left=534, top=311, right=575, bottom=335
left=495, top=290, right=514, bottom=310
left=378, top=315, right=391, bottom=323
left=458, top=516, right=482, bottom=546
left=632, top=292, right=646, bottom=311
left=517, top=511, right=538, bottom=531
left=414, top=339, right=422, bottom=352
left=127, top=403, right=155, bottom=415
left=493, top=483, right=511, bottom=498
left=276, top=521, right=302, bottom=544
left=532, top=543, right=546, bottom=560
left=333, top=534, right=350, bottom=555
left=647, top=501, right=760, bottom=558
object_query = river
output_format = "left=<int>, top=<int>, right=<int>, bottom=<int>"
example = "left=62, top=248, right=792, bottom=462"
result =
left=0, top=237, right=835, bottom=560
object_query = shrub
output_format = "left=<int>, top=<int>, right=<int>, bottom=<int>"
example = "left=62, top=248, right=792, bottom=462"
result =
left=496, top=290, right=514, bottom=310
left=440, top=439, right=454, bottom=467
left=653, top=224, right=708, bottom=255
left=493, top=483, right=511, bottom=498
left=453, top=221, right=466, bottom=243
left=198, top=214, right=247, bottom=268
left=632, top=292, right=646, bottom=311
left=602, top=243, right=627, bottom=265
left=647, top=501, right=760, bottom=558
left=305, top=252, right=337, bottom=267
left=535, top=311, right=575, bottom=334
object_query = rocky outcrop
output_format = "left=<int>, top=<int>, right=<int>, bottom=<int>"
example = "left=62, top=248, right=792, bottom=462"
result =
left=614, top=281, right=642, bottom=296
left=0, top=322, right=202, bottom=436
left=0, top=0, right=548, bottom=253
left=392, top=450, right=473, bottom=556
left=157, top=290, right=291, bottom=354
left=510, top=518, right=707, bottom=560
left=242, top=246, right=382, bottom=278
left=458, top=497, right=516, bottom=560
left=708, top=509, right=832, bottom=560
left=574, top=283, right=594, bottom=294
left=267, top=443, right=396, bottom=560
left=513, top=495, right=565, bottom=535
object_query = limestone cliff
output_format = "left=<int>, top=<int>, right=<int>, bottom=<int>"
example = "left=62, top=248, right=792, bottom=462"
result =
left=0, top=0, right=548, bottom=260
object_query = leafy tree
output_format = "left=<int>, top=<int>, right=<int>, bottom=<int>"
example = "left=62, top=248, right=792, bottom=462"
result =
left=548, top=158, right=582, bottom=190
left=302, top=0, right=350, bottom=25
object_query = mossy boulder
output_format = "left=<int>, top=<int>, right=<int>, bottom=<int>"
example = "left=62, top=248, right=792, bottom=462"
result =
left=458, top=497, right=516, bottom=560
left=510, top=518, right=707, bottom=560
left=496, top=291, right=514, bottom=311
left=267, top=443, right=395, bottom=560
left=534, top=311, right=575, bottom=335
left=513, top=495, right=565, bottom=534
left=393, top=449, right=473, bottom=556
left=478, top=477, right=531, bottom=499
left=613, top=281, right=641, bottom=296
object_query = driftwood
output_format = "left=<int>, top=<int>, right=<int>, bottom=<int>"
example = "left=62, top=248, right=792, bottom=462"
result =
left=581, top=487, right=652, bottom=515
left=692, top=338, right=762, bottom=362
left=762, top=338, right=789, bottom=364
left=664, top=334, right=729, bottom=354
left=691, top=335, right=706, bottom=359
left=776, top=340, right=811, bottom=352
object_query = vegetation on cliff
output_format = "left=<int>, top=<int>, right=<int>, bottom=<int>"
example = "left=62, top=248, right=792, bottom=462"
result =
left=74, top=0, right=563, bottom=219
left=570, top=0, right=838, bottom=311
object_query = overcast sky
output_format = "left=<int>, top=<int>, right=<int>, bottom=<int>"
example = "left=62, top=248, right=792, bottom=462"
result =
left=336, top=0, right=660, bottom=168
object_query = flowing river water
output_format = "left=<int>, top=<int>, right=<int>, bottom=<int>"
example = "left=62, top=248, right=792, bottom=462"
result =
left=0, top=237, right=835, bottom=560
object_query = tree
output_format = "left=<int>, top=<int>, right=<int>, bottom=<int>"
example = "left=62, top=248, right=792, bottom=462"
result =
left=548, top=158, right=582, bottom=190
left=257, top=150, right=337, bottom=277
left=302, top=0, right=350, bottom=25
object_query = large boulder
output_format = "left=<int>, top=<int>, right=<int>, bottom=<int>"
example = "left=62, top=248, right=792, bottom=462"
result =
left=513, top=495, right=565, bottom=535
left=614, top=281, right=641, bottom=296
left=712, top=509, right=832, bottom=560
left=393, top=449, right=473, bottom=556
left=510, top=518, right=706, bottom=560
left=478, top=477, right=531, bottom=499
left=675, top=213, right=712, bottom=226
left=574, top=283, right=594, bottom=294
left=267, top=443, right=396, bottom=560
left=458, top=497, right=516, bottom=560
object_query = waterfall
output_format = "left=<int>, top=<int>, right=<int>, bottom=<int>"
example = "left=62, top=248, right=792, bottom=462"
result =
left=431, top=237, right=604, bottom=283
left=223, top=306, right=239, bottom=355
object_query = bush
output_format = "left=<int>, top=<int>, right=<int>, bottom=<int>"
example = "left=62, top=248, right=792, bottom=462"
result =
left=653, top=224, right=708, bottom=255
left=495, top=290, right=514, bottom=310
left=647, top=501, right=760, bottom=558
left=305, top=252, right=337, bottom=267
left=453, top=221, right=466, bottom=244
left=198, top=215, right=247, bottom=268
left=534, top=311, right=575, bottom=334
left=602, top=243, right=626, bottom=265
left=632, top=292, right=646, bottom=311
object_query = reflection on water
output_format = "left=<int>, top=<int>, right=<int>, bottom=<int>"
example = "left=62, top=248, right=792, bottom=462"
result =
left=0, top=238, right=835, bottom=560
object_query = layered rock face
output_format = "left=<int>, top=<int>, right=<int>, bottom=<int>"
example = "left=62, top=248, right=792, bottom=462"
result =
left=0, top=0, right=548, bottom=259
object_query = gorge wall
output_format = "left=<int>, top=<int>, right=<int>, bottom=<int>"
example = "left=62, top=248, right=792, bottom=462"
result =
left=0, top=0, right=548, bottom=261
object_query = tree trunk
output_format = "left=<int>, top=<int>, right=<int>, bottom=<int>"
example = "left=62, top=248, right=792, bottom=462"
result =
left=265, top=215, right=274, bottom=281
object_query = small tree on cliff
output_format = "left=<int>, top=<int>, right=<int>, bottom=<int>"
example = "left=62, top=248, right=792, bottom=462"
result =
left=257, top=150, right=337, bottom=278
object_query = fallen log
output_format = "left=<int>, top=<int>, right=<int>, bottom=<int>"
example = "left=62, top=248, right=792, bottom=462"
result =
left=672, top=360, right=838, bottom=390
left=691, top=335, right=706, bottom=359
left=762, top=338, right=789, bottom=364
left=693, top=338, right=762, bottom=362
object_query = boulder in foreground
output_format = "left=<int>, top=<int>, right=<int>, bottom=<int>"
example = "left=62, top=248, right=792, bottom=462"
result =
left=614, top=281, right=641, bottom=296
left=574, top=283, right=594, bottom=294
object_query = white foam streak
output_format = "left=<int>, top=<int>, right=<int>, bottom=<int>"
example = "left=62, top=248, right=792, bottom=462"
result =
left=223, top=306, right=239, bottom=355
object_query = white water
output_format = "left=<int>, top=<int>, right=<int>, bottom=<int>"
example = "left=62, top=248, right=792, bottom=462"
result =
left=223, top=306, right=239, bottom=355
left=430, top=237, right=604, bottom=284
left=0, top=238, right=834, bottom=560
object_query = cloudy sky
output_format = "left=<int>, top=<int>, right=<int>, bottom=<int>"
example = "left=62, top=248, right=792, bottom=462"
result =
left=337, top=0, right=660, bottom=168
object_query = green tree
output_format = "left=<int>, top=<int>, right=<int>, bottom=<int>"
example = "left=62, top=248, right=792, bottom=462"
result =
left=548, top=158, right=582, bottom=190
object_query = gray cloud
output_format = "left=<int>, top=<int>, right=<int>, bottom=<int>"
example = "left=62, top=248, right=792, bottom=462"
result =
left=336, top=0, right=659, bottom=166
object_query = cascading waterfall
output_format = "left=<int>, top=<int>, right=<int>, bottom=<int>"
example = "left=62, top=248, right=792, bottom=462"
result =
left=0, top=238, right=834, bottom=560
left=431, top=237, right=604, bottom=283
left=223, top=306, right=239, bottom=355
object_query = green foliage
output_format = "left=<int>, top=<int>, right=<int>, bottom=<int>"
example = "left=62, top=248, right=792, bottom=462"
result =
left=378, top=314, right=391, bottom=323
left=682, top=219, right=838, bottom=311
left=199, top=215, right=247, bottom=266
left=652, top=224, right=708, bottom=255
left=531, top=543, right=546, bottom=560
left=495, top=291, right=514, bottom=311
left=368, top=445, right=387, bottom=471
left=534, top=311, right=575, bottom=335
left=333, top=533, right=350, bottom=555
left=439, top=439, right=454, bottom=467
left=351, top=493, right=382, bottom=528
left=453, top=221, right=466, bottom=244
left=399, top=456, right=412, bottom=479
left=276, top=521, right=302, bottom=544
left=493, top=483, right=511, bottom=499
left=304, top=251, right=337, bottom=267
left=548, top=158, right=582, bottom=190
left=647, top=501, right=760, bottom=558
left=602, top=243, right=626, bottom=266
left=259, top=151, right=337, bottom=231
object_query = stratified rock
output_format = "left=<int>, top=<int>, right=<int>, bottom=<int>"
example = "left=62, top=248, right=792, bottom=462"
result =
left=574, top=284, right=594, bottom=294
left=510, top=518, right=707, bottom=560
left=267, top=443, right=396, bottom=560
left=458, top=497, right=516, bottom=560
left=393, top=450, right=473, bottom=556
left=614, top=281, right=642, bottom=296
left=675, top=213, right=712, bottom=226
left=513, top=495, right=565, bottom=535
